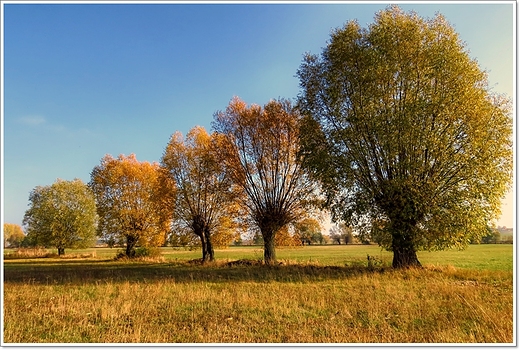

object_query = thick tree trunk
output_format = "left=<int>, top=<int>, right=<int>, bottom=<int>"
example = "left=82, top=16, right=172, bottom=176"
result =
left=57, top=247, right=65, bottom=256
left=199, top=232, right=207, bottom=262
left=125, top=236, right=137, bottom=257
left=391, top=234, right=421, bottom=268
left=262, top=231, right=276, bottom=265
left=203, top=229, right=214, bottom=262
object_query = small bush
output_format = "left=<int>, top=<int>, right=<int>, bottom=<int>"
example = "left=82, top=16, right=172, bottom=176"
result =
left=114, top=246, right=165, bottom=262
left=367, top=254, right=384, bottom=270
left=135, top=246, right=162, bottom=258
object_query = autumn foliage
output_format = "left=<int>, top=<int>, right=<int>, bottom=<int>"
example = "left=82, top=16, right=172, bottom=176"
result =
left=161, top=126, right=240, bottom=262
left=89, top=154, right=174, bottom=257
left=213, top=97, right=318, bottom=264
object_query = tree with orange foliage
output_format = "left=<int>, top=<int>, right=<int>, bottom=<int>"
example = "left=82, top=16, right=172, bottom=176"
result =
left=213, top=97, right=317, bottom=265
left=89, top=154, right=174, bottom=258
left=161, top=126, right=239, bottom=262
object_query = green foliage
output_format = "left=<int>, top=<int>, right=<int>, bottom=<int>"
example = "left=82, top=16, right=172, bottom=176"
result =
left=22, top=179, right=97, bottom=255
left=297, top=6, right=513, bottom=267
left=479, top=226, right=501, bottom=244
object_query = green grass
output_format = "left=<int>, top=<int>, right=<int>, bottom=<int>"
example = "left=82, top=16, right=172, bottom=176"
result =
left=3, top=244, right=514, bottom=343
left=8, top=243, right=511, bottom=270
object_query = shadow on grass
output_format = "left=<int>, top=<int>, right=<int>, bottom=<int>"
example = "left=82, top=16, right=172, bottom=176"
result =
left=4, top=259, right=383, bottom=285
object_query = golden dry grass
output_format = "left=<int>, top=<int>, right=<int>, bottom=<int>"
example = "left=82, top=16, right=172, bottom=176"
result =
left=3, top=260, right=513, bottom=344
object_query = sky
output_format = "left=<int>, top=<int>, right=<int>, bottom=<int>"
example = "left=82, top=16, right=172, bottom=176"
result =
left=2, top=1, right=515, bottom=230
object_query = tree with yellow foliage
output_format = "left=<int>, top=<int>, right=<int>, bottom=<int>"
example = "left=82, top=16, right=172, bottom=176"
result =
left=161, top=126, right=239, bottom=262
left=3, top=223, right=25, bottom=248
left=89, top=154, right=174, bottom=257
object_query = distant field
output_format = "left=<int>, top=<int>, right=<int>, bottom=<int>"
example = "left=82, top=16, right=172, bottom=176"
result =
left=5, top=244, right=513, bottom=270
left=3, top=244, right=514, bottom=343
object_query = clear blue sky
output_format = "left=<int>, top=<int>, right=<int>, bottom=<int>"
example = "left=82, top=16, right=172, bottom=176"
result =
left=2, top=1, right=515, bottom=229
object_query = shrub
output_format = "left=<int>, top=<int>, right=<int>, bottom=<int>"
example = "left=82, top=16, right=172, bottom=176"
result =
left=114, top=246, right=165, bottom=262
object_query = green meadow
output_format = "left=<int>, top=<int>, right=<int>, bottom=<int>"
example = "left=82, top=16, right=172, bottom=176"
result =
left=3, top=244, right=513, bottom=343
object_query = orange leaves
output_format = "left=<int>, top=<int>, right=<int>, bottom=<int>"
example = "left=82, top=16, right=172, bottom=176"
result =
left=213, top=97, right=319, bottom=263
left=161, top=126, right=239, bottom=260
left=90, top=154, right=173, bottom=252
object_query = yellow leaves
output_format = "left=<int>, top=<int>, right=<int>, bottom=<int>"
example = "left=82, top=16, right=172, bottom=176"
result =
left=161, top=126, right=239, bottom=255
left=275, top=225, right=302, bottom=247
left=3, top=223, right=25, bottom=248
left=90, top=154, right=172, bottom=248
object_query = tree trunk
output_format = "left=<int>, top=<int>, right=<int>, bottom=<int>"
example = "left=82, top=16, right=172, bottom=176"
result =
left=125, top=235, right=137, bottom=257
left=203, top=229, right=214, bottom=262
left=391, top=234, right=421, bottom=268
left=262, top=231, right=276, bottom=265
left=199, top=232, right=207, bottom=262
left=57, top=247, right=65, bottom=256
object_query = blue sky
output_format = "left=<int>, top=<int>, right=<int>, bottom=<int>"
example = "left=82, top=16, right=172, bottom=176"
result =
left=2, top=1, right=515, bottom=229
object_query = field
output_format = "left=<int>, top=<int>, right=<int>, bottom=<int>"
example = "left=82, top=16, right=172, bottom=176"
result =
left=3, top=244, right=514, bottom=344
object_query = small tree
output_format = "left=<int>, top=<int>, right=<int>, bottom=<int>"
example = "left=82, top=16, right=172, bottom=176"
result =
left=294, top=217, right=322, bottom=245
left=480, top=226, right=501, bottom=244
left=90, top=154, right=174, bottom=257
left=23, top=179, right=97, bottom=255
left=329, top=223, right=353, bottom=245
left=3, top=223, right=25, bottom=248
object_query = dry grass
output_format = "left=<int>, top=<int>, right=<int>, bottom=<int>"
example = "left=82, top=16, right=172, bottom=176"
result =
left=3, top=260, right=513, bottom=344
left=4, top=248, right=98, bottom=260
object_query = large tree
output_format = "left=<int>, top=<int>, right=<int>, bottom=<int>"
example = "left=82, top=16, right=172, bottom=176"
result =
left=297, top=7, right=513, bottom=268
left=161, top=126, right=239, bottom=262
left=22, top=179, right=97, bottom=255
left=213, top=97, right=317, bottom=265
left=89, top=154, right=174, bottom=257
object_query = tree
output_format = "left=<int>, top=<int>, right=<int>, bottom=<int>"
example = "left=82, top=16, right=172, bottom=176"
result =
left=328, top=223, right=353, bottom=245
left=89, top=154, right=174, bottom=257
left=213, top=97, right=317, bottom=265
left=4, top=223, right=25, bottom=248
left=480, top=226, right=501, bottom=244
left=294, top=217, right=322, bottom=245
left=274, top=225, right=302, bottom=247
left=297, top=7, right=513, bottom=268
left=22, top=179, right=97, bottom=255
left=161, top=126, right=239, bottom=262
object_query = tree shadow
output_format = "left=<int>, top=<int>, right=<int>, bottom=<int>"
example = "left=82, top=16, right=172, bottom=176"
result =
left=3, top=259, right=384, bottom=285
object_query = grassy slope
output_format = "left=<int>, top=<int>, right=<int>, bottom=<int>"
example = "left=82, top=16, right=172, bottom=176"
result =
left=3, top=244, right=514, bottom=343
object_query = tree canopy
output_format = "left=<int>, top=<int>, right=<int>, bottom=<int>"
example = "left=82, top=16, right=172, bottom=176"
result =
left=297, top=6, right=513, bottom=267
left=22, top=179, right=97, bottom=255
left=89, top=154, right=174, bottom=257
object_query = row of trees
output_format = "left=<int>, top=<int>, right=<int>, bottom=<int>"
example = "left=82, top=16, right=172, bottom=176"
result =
left=19, top=7, right=512, bottom=268
left=20, top=98, right=320, bottom=262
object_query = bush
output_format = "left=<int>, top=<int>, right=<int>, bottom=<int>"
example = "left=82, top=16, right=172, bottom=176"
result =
left=114, top=246, right=164, bottom=262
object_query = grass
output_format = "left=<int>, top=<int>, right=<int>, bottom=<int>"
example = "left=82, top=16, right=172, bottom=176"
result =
left=3, top=244, right=514, bottom=344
